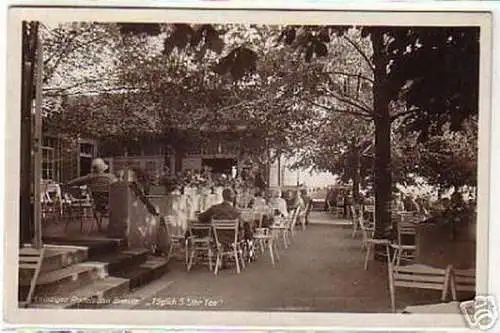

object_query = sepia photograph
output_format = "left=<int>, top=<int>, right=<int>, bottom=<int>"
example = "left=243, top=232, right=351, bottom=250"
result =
left=4, top=6, right=494, bottom=330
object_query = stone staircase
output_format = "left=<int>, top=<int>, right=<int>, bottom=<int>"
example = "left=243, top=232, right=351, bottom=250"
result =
left=20, top=238, right=169, bottom=309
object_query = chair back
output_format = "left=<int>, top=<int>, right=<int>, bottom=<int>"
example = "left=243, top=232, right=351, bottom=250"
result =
left=388, top=263, right=453, bottom=311
left=240, top=208, right=254, bottom=223
left=358, top=213, right=375, bottom=242
left=211, top=219, right=240, bottom=246
left=289, top=206, right=300, bottom=230
left=89, top=174, right=114, bottom=193
left=363, top=205, right=376, bottom=223
left=394, top=213, right=417, bottom=245
left=390, top=263, right=452, bottom=291
left=164, top=214, right=184, bottom=238
left=188, top=222, right=212, bottom=239
left=19, top=247, right=45, bottom=307
left=451, top=267, right=476, bottom=293
left=350, top=205, right=358, bottom=223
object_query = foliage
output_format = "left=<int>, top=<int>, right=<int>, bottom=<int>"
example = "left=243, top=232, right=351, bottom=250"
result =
left=408, top=119, right=478, bottom=191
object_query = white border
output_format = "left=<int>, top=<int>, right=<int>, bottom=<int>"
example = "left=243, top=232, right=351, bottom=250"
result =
left=2, top=2, right=498, bottom=331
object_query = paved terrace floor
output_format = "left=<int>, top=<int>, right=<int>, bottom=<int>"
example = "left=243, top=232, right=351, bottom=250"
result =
left=109, top=211, right=444, bottom=313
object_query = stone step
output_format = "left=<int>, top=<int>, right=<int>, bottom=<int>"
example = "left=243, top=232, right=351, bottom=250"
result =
left=23, top=262, right=108, bottom=296
left=113, top=256, right=169, bottom=290
left=29, top=276, right=130, bottom=309
left=21, top=244, right=89, bottom=273
left=41, top=247, right=89, bottom=273
left=42, top=236, right=125, bottom=258
left=90, top=248, right=150, bottom=275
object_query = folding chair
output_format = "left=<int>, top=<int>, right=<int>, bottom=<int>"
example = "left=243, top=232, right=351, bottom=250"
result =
left=19, top=247, right=45, bottom=308
left=186, top=222, right=214, bottom=272
left=271, top=206, right=299, bottom=249
left=335, top=197, right=345, bottom=218
left=211, top=219, right=245, bottom=275
left=449, top=267, right=476, bottom=301
left=289, top=206, right=301, bottom=237
left=358, top=213, right=391, bottom=270
left=388, top=262, right=453, bottom=312
left=63, top=185, right=93, bottom=233
left=390, top=213, right=418, bottom=266
left=253, top=211, right=280, bottom=267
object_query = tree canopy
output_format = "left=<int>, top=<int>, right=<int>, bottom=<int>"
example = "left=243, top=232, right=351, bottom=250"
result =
left=39, top=22, right=480, bottom=224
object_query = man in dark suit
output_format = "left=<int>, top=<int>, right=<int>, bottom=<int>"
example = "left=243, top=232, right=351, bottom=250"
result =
left=198, top=188, right=244, bottom=253
left=198, top=188, right=241, bottom=223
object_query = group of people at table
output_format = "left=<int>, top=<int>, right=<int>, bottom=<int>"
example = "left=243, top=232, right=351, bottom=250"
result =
left=171, top=186, right=311, bottom=242
left=62, top=158, right=311, bottom=240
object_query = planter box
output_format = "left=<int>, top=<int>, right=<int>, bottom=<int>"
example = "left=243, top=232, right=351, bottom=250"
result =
left=415, top=220, right=476, bottom=269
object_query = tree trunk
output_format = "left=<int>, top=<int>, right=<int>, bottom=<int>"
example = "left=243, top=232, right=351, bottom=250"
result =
left=371, top=29, right=392, bottom=240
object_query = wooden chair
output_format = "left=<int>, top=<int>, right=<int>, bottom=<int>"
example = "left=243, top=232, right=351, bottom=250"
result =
left=363, top=204, right=376, bottom=223
left=186, top=222, right=214, bottom=272
left=160, top=215, right=188, bottom=263
left=289, top=206, right=301, bottom=237
left=253, top=211, right=279, bottom=267
left=41, top=182, right=64, bottom=223
left=388, top=262, right=453, bottom=312
left=88, top=189, right=109, bottom=233
left=212, top=219, right=245, bottom=275
left=358, top=214, right=391, bottom=270
left=449, top=268, right=476, bottom=301
left=272, top=206, right=299, bottom=249
left=19, top=247, right=45, bottom=308
left=390, top=214, right=417, bottom=266
left=335, top=198, right=345, bottom=218
left=63, top=185, right=94, bottom=233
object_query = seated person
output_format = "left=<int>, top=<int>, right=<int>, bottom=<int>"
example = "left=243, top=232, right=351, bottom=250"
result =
left=249, top=189, right=267, bottom=208
left=66, top=158, right=117, bottom=232
left=249, top=189, right=274, bottom=228
left=198, top=188, right=244, bottom=243
left=268, top=189, right=288, bottom=218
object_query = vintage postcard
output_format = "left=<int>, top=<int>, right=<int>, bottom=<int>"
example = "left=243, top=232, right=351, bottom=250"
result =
left=3, top=3, right=495, bottom=330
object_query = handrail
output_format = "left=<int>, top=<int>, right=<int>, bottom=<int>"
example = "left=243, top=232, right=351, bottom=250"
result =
left=128, top=181, right=160, bottom=216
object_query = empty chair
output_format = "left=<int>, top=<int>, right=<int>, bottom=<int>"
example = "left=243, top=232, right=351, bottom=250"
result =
left=358, top=213, right=391, bottom=270
left=449, top=267, right=476, bottom=301
left=388, top=262, right=453, bottom=312
left=390, top=214, right=418, bottom=266
left=271, top=206, right=299, bottom=249
left=186, top=222, right=214, bottom=272
left=252, top=211, right=279, bottom=267
left=162, top=215, right=188, bottom=263
left=335, top=197, right=345, bottom=218
left=18, top=247, right=45, bottom=308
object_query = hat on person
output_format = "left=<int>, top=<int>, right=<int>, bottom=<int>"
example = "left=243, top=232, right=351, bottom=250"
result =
left=91, top=158, right=108, bottom=173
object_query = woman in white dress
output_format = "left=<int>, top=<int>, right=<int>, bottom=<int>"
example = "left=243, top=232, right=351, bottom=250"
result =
left=171, top=187, right=188, bottom=235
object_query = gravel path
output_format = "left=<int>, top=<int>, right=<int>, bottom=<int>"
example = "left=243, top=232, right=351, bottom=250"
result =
left=122, top=212, right=443, bottom=313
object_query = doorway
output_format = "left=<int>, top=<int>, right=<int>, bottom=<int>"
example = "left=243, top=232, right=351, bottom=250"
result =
left=202, top=158, right=237, bottom=175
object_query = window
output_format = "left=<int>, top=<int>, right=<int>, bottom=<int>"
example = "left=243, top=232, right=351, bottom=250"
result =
left=80, top=142, right=94, bottom=156
left=142, top=143, right=164, bottom=156
left=41, top=147, right=55, bottom=180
